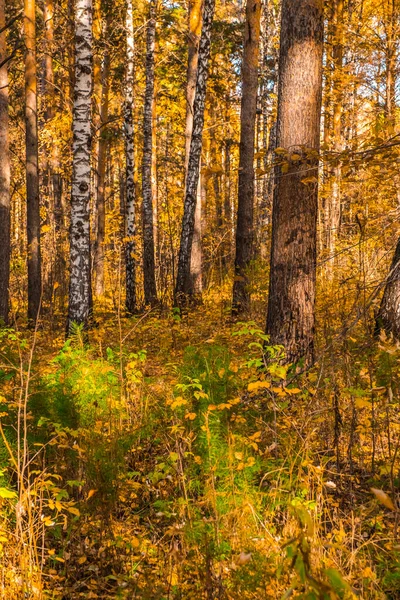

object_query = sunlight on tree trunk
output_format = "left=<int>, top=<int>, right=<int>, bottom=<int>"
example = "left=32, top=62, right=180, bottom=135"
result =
left=67, top=0, right=93, bottom=332
left=266, top=0, right=324, bottom=364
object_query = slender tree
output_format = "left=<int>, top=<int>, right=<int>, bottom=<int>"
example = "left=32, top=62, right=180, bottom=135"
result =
left=266, top=0, right=324, bottom=364
left=94, top=14, right=111, bottom=296
left=142, top=0, right=158, bottom=306
left=232, top=0, right=261, bottom=314
left=0, top=0, right=10, bottom=324
left=124, top=0, right=137, bottom=314
left=24, top=0, right=42, bottom=322
left=185, top=0, right=203, bottom=296
left=67, top=0, right=93, bottom=331
left=175, top=0, right=216, bottom=303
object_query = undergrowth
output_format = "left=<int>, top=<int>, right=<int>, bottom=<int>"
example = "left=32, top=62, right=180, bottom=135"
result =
left=0, top=302, right=399, bottom=598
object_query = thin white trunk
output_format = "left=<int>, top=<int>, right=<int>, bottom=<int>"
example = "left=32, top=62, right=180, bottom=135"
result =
left=175, top=0, right=216, bottom=302
left=124, top=0, right=137, bottom=313
left=67, top=0, right=93, bottom=330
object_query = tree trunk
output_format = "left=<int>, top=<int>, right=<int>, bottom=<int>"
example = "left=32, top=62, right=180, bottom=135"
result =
left=67, top=0, right=93, bottom=331
left=94, top=15, right=111, bottom=297
left=185, top=0, right=203, bottom=297
left=142, top=0, right=158, bottom=306
left=24, top=0, right=42, bottom=322
left=124, top=0, right=137, bottom=314
left=376, top=239, right=400, bottom=339
left=232, top=0, right=261, bottom=314
left=0, top=0, right=10, bottom=325
left=266, top=0, right=324, bottom=364
left=329, top=0, right=344, bottom=260
left=175, top=0, right=216, bottom=303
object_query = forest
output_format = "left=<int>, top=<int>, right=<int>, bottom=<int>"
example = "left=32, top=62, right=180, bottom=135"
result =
left=2, top=0, right=400, bottom=597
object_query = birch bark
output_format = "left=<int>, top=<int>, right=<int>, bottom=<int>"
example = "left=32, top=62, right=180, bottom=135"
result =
left=175, top=0, right=216, bottom=303
left=124, top=0, right=137, bottom=314
left=67, top=0, right=93, bottom=331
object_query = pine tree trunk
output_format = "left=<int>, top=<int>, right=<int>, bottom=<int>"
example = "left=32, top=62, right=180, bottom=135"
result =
left=0, top=0, right=10, bottom=324
left=266, top=0, right=324, bottom=364
left=175, top=0, right=216, bottom=303
left=185, top=0, right=203, bottom=297
left=94, top=15, right=111, bottom=297
left=67, top=0, right=93, bottom=331
left=142, top=0, right=158, bottom=306
left=376, top=239, right=400, bottom=339
left=24, top=0, right=42, bottom=322
left=124, top=0, right=137, bottom=314
left=232, top=0, right=261, bottom=314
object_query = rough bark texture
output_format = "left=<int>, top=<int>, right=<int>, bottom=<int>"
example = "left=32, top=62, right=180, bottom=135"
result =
left=67, top=0, right=93, bottom=331
left=376, top=239, right=400, bottom=339
left=142, top=0, right=158, bottom=306
left=185, top=0, right=203, bottom=296
left=25, top=0, right=42, bottom=322
left=266, top=0, right=323, bottom=364
left=175, top=0, right=216, bottom=303
left=0, top=0, right=10, bottom=324
left=124, top=0, right=137, bottom=314
left=94, top=15, right=111, bottom=297
left=232, top=0, right=261, bottom=314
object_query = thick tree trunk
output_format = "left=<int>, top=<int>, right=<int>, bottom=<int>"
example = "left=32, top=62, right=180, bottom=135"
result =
left=376, top=239, right=400, bottom=339
left=175, top=0, right=216, bottom=303
left=94, top=15, right=111, bottom=297
left=124, top=0, right=137, bottom=314
left=185, top=0, right=203, bottom=297
left=232, top=0, right=261, bottom=314
left=24, top=0, right=42, bottom=322
left=67, top=0, right=93, bottom=331
left=266, top=0, right=324, bottom=364
left=142, top=0, right=158, bottom=306
left=0, top=0, right=10, bottom=325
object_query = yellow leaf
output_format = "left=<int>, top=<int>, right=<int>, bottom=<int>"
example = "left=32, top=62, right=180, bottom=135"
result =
left=235, top=452, right=243, bottom=460
left=67, top=506, right=80, bottom=517
left=248, top=381, right=270, bottom=392
left=87, top=489, right=97, bottom=501
left=185, top=412, right=197, bottom=420
left=218, top=369, right=225, bottom=378
left=131, top=536, right=140, bottom=548
left=78, top=555, right=87, bottom=565
left=285, top=387, right=301, bottom=395
left=371, top=488, right=396, bottom=511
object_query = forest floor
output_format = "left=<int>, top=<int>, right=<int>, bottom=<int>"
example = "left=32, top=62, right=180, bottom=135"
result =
left=0, top=284, right=399, bottom=599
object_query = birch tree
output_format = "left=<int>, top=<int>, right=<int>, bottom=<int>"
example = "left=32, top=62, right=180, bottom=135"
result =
left=0, top=0, right=10, bottom=324
left=185, top=0, right=203, bottom=297
left=67, top=0, right=93, bottom=331
left=24, top=0, right=42, bottom=322
left=266, top=0, right=324, bottom=364
left=142, top=0, right=158, bottom=306
left=232, top=0, right=261, bottom=314
left=175, top=0, right=216, bottom=303
left=124, top=0, right=137, bottom=314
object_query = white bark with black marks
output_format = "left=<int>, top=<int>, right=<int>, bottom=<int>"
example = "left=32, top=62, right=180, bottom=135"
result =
left=175, top=0, right=216, bottom=303
left=124, top=0, right=137, bottom=313
left=67, top=0, right=93, bottom=331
